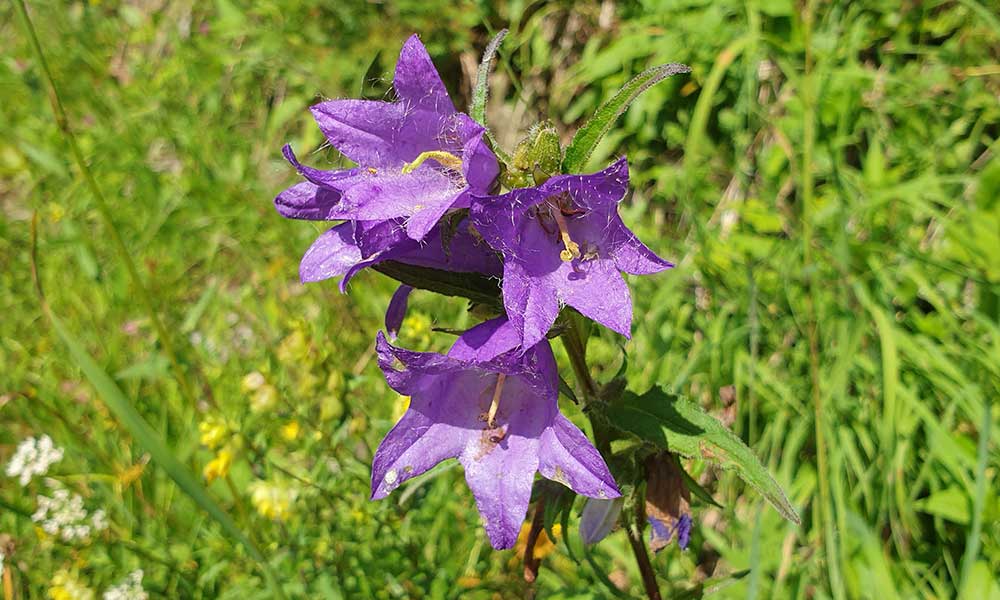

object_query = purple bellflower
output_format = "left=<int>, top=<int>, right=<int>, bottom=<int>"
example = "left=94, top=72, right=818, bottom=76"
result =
left=470, top=157, right=672, bottom=349
left=275, top=34, right=499, bottom=265
left=371, top=322, right=620, bottom=549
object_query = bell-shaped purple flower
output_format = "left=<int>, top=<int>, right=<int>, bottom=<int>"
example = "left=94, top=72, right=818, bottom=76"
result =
left=275, top=34, right=499, bottom=258
left=371, top=323, right=620, bottom=549
left=470, top=157, right=672, bottom=349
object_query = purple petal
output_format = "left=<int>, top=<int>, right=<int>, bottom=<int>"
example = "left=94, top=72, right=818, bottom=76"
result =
left=385, top=285, right=413, bottom=340
left=676, top=514, right=692, bottom=550
left=470, top=187, right=547, bottom=257
left=310, top=100, right=445, bottom=167
left=405, top=190, right=465, bottom=240
left=541, top=157, right=629, bottom=211
left=375, top=332, right=464, bottom=394
left=462, top=130, right=500, bottom=194
left=370, top=407, right=466, bottom=500
left=648, top=515, right=673, bottom=548
left=580, top=498, right=624, bottom=545
left=501, top=261, right=561, bottom=351
left=282, top=144, right=362, bottom=190
left=554, top=258, right=633, bottom=338
left=354, top=219, right=408, bottom=259
left=457, top=375, right=549, bottom=549
left=448, top=317, right=521, bottom=362
left=461, top=436, right=539, bottom=550
left=337, top=167, right=458, bottom=227
left=538, top=414, right=620, bottom=498
left=393, top=35, right=455, bottom=115
left=608, top=218, right=674, bottom=275
left=299, top=223, right=363, bottom=283
left=274, top=181, right=343, bottom=221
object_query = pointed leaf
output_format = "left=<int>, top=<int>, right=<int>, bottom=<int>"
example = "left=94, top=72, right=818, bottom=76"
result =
left=606, top=387, right=800, bottom=524
left=373, top=260, right=501, bottom=308
left=563, top=63, right=691, bottom=173
left=470, top=28, right=508, bottom=124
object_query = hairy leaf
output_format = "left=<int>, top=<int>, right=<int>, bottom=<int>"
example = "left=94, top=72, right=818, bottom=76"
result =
left=563, top=63, right=691, bottom=173
left=373, top=261, right=501, bottom=308
left=470, top=28, right=508, bottom=125
left=606, top=387, right=800, bottom=524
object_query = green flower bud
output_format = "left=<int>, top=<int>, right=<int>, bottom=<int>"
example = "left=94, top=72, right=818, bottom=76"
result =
left=512, top=121, right=562, bottom=183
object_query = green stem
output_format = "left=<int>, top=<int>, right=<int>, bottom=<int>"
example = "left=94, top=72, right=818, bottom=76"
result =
left=560, top=315, right=660, bottom=600
left=560, top=313, right=598, bottom=400
left=12, top=0, right=199, bottom=412
left=799, top=3, right=844, bottom=598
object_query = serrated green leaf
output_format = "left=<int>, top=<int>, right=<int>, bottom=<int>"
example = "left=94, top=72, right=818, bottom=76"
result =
left=606, top=388, right=800, bottom=524
left=45, top=311, right=286, bottom=598
left=563, top=63, right=690, bottom=173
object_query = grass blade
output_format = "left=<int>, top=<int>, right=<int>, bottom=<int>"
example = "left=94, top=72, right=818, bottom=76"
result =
left=563, top=62, right=690, bottom=173
left=45, top=312, right=285, bottom=598
left=29, top=216, right=285, bottom=598
left=958, top=397, right=991, bottom=591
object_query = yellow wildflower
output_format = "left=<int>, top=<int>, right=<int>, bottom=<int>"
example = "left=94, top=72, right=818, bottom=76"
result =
left=198, top=418, right=228, bottom=449
left=280, top=421, right=300, bottom=442
left=401, top=313, right=432, bottom=348
left=249, top=480, right=298, bottom=521
left=514, top=523, right=561, bottom=560
left=203, top=448, right=233, bottom=483
left=48, top=569, right=95, bottom=600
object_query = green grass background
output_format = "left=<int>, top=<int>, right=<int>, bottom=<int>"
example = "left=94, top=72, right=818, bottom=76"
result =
left=2, top=0, right=998, bottom=598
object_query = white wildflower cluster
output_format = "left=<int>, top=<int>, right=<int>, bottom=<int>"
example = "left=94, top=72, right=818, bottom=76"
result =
left=4, top=435, right=64, bottom=486
left=31, top=484, right=109, bottom=542
left=103, top=570, right=147, bottom=600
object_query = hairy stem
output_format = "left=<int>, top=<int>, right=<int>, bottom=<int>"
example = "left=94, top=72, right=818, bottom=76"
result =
left=560, top=313, right=598, bottom=400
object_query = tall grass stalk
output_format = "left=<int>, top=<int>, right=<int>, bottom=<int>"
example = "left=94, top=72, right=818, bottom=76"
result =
left=11, top=0, right=198, bottom=413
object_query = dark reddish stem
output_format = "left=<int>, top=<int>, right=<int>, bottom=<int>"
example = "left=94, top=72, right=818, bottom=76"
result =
left=626, top=513, right=662, bottom=600
left=523, top=498, right=547, bottom=583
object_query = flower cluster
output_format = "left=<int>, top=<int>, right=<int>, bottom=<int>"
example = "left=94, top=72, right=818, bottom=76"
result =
left=5, top=434, right=64, bottom=486
left=31, top=483, right=108, bottom=542
left=102, top=570, right=147, bottom=600
left=249, top=480, right=299, bottom=521
left=275, top=35, right=674, bottom=549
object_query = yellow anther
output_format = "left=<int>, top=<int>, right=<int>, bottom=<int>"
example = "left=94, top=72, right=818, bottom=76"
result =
left=487, top=373, right=506, bottom=428
left=401, top=151, right=463, bottom=174
left=551, top=209, right=581, bottom=262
